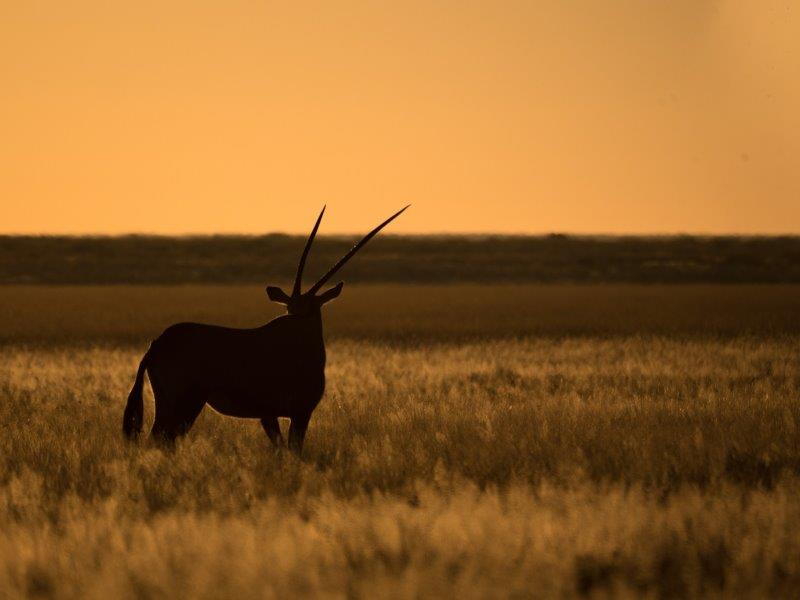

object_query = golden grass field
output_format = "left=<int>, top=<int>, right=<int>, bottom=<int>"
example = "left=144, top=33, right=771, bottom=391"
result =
left=1, top=285, right=799, bottom=598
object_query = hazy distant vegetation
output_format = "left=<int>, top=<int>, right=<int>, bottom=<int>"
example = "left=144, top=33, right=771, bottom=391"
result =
left=0, top=284, right=799, bottom=346
left=1, top=234, right=799, bottom=284
left=1, top=284, right=799, bottom=596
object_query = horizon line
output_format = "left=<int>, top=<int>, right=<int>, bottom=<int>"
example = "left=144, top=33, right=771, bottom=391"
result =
left=0, top=230, right=799, bottom=238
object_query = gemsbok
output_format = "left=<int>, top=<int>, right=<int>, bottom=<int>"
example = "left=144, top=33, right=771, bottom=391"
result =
left=122, top=205, right=409, bottom=454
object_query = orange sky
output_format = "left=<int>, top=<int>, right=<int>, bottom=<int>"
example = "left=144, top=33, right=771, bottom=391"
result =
left=1, top=1, right=798, bottom=234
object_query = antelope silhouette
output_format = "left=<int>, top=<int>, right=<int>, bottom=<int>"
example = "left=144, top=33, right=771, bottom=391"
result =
left=122, top=205, right=409, bottom=454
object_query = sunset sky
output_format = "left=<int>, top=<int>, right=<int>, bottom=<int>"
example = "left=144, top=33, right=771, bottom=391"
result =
left=1, top=1, right=798, bottom=234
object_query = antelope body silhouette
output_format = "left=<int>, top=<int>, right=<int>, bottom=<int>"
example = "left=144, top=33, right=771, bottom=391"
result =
left=122, top=206, right=408, bottom=454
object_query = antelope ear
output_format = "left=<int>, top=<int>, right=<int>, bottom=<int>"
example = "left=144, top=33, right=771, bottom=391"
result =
left=317, top=282, right=344, bottom=305
left=266, top=286, right=291, bottom=304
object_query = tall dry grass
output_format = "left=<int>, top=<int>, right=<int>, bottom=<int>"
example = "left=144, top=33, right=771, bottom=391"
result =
left=1, top=332, right=799, bottom=597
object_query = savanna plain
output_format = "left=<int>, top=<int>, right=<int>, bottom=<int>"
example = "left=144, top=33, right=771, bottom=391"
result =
left=1, top=284, right=799, bottom=598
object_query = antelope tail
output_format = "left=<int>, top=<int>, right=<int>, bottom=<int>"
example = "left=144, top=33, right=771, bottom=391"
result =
left=122, top=348, right=150, bottom=440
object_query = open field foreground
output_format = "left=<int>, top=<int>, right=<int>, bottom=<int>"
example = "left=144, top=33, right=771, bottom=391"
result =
left=0, top=285, right=799, bottom=597
left=2, top=339, right=800, bottom=597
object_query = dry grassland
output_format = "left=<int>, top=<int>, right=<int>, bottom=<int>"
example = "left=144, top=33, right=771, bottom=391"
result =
left=0, top=285, right=799, bottom=597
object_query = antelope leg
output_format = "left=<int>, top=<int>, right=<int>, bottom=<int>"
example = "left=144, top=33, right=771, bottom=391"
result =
left=261, top=416, right=284, bottom=447
left=288, top=416, right=310, bottom=456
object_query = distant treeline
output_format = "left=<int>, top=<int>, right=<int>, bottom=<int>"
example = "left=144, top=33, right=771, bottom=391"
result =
left=1, top=235, right=799, bottom=284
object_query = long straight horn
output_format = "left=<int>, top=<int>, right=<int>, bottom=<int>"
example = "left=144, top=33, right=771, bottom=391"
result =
left=307, top=205, right=410, bottom=295
left=293, top=206, right=326, bottom=297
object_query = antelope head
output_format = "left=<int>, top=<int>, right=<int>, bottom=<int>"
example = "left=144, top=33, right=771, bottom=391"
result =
left=266, top=205, right=409, bottom=316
